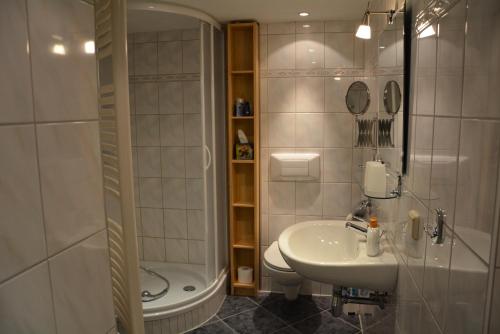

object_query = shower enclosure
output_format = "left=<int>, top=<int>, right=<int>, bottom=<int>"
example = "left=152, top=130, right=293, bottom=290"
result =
left=126, top=2, right=227, bottom=331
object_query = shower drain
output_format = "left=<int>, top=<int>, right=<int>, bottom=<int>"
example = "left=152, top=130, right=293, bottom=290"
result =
left=183, top=285, right=196, bottom=292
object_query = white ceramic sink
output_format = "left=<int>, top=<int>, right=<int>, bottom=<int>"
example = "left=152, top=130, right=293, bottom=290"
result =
left=278, top=220, right=398, bottom=291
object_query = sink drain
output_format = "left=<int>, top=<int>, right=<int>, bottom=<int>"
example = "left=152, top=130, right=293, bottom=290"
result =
left=183, top=285, right=196, bottom=292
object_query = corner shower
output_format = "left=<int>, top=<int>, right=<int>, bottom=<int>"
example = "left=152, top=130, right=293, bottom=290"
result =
left=126, top=2, right=227, bottom=329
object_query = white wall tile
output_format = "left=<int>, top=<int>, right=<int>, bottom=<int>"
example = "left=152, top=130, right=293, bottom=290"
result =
left=37, top=122, right=105, bottom=255
left=187, top=210, right=205, bottom=240
left=138, top=147, right=161, bottom=177
left=141, top=208, right=164, bottom=238
left=323, top=183, right=351, bottom=217
left=183, top=114, right=202, bottom=146
left=183, top=81, right=201, bottom=114
left=165, top=239, right=188, bottom=263
left=324, top=21, right=356, bottom=33
left=268, top=35, right=295, bottom=69
left=296, top=77, right=324, bottom=113
left=28, top=0, right=97, bottom=122
left=182, top=40, right=200, bottom=73
left=160, top=115, right=184, bottom=146
left=0, top=0, right=33, bottom=124
left=182, top=29, right=199, bottom=41
left=260, top=35, right=268, bottom=70
left=143, top=237, right=166, bottom=262
left=188, top=240, right=206, bottom=264
left=164, top=209, right=187, bottom=239
left=137, top=115, right=161, bottom=146
left=268, top=215, right=295, bottom=242
left=269, top=113, right=295, bottom=148
left=295, top=33, right=324, bottom=69
left=163, top=178, right=187, bottom=209
left=0, top=263, right=56, bottom=334
left=268, top=23, right=295, bottom=35
left=185, top=147, right=203, bottom=178
left=159, top=30, right=182, bottom=42
left=161, top=147, right=185, bottom=178
left=135, top=82, right=158, bottom=115
left=49, top=231, right=114, bottom=334
left=269, top=182, right=295, bottom=215
left=134, top=43, right=158, bottom=75
left=139, top=178, right=163, bottom=208
left=135, top=32, right=157, bottom=43
left=268, top=77, right=295, bottom=113
left=296, top=21, right=325, bottom=33
left=324, top=148, right=352, bottom=182
left=324, top=77, right=353, bottom=113
left=295, top=182, right=323, bottom=216
left=325, top=33, right=354, bottom=68
left=323, top=113, right=353, bottom=148
left=0, top=125, right=45, bottom=281
left=378, top=30, right=398, bottom=68
left=159, top=81, right=183, bottom=114
left=295, top=113, right=324, bottom=147
left=186, top=178, right=203, bottom=210
left=158, top=41, right=182, bottom=74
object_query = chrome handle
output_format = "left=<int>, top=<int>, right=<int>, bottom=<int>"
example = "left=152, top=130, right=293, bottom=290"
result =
left=204, top=145, right=212, bottom=170
left=425, top=208, right=446, bottom=244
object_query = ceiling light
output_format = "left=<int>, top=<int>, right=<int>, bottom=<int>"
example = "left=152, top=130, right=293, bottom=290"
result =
left=379, top=46, right=386, bottom=49
left=302, top=24, right=311, bottom=28
left=418, top=25, right=436, bottom=38
left=84, top=40, right=95, bottom=54
left=52, top=44, right=66, bottom=55
left=356, top=13, right=371, bottom=40
left=308, top=48, right=315, bottom=53
left=334, top=77, right=341, bottom=81
left=299, top=12, right=309, bottom=17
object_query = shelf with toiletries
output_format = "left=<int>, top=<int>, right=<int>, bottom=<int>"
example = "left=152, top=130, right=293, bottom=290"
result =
left=360, top=161, right=402, bottom=199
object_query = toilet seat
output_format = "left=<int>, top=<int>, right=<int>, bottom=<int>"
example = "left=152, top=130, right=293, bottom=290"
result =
left=264, top=241, right=294, bottom=272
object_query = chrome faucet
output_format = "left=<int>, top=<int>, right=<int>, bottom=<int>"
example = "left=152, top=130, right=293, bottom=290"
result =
left=430, top=208, right=446, bottom=244
left=345, top=221, right=368, bottom=234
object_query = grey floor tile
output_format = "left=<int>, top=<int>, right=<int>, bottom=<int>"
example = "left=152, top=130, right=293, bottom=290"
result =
left=223, top=307, right=288, bottom=334
left=250, top=292, right=284, bottom=305
left=262, top=295, right=324, bottom=324
left=364, top=314, right=396, bottom=334
left=187, top=320, right=234, bottom=334
left=217, top=295, right=258, bottom=319
left=292, top=310, right=359, bottom=334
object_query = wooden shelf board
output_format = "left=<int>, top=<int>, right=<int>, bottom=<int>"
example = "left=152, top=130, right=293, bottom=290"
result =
left=232, top=202, right=255, bottom=208
left=233, top=281, right=255, bottom=289
left=232, top=70, right=254, bottom=74
left=232, top=159, right=255, bottom=164
left=232, top=116, right=254, bottom=120
left=233, top=243, right=255, bottom=249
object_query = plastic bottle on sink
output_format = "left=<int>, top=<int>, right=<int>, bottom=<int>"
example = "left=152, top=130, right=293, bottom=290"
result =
left=367, top=216, right=381, bottom=257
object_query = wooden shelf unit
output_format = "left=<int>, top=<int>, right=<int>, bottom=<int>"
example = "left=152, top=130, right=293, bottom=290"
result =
left=227, top=22, right=260, bottom=296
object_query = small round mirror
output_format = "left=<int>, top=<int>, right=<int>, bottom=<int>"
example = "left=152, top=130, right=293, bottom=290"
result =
left=383, top=80, right=402, bottom=115
left=345, top=81, right=370, bottom=115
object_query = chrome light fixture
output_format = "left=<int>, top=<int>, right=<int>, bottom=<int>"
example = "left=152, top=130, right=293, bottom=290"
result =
left=355, top=1, right=404, bottom=40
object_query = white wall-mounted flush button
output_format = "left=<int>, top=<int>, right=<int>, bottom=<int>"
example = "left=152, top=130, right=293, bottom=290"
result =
left=270, top=153, right=320, bottom=181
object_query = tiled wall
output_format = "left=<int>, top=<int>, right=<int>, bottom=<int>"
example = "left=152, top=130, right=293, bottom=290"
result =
left=378, top=0, right=500, bottom=333
left=128, top=28, right=207, bottom=265
left=258, top=20, right=403, bottom=293
left=0, top=0, right=115, bottom=333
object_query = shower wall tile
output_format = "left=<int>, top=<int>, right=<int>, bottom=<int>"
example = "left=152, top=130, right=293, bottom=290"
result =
left=0, top=0, right=33, bottom=124
left=182, top=40, right=200, bottom=73
left=324, top=77, right=354, bottom=113
left=135, top=31, right=158, bottom=43
left=0, top=263, right=56, bottom=334
left=295, top=77, right=324, bottom=113
left=143, top=237, right=166, bottom=262
left=28, top=0, right=98, bottom=122
left=37, top=121, right=105, bottom=255
left=295, top=33, right=325, bottom=69
left=0, top=125, right=45, bottom=282
left=165, top=239, right=188, bottom=263
left=188, top=240, right=206, bottom=264
left=164, top=209, right=187, bottom=239
left=158, top=41, right=182, bottom=74
left=129, top=28, right=203, bottom=265
left=268, top=35, right=295, bottom=69
left=268, top=77, right=295, bottom=113
left=325, top=33, right=354, bottom=68
left=134, top=43, right=158, bottom=75
left=49, top=231, right=114, bottom=334
left=159, top=81, right=183, bottom=114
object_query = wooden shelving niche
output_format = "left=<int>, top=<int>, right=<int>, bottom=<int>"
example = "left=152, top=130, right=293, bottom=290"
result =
left=227, top=22, right=260, bottom=296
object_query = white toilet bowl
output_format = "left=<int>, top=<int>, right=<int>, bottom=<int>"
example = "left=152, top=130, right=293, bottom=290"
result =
left=263, top=241, right=303, bottom=300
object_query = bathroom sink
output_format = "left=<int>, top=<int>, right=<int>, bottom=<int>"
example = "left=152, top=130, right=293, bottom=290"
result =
left=278, top=220, right=398, bottom=291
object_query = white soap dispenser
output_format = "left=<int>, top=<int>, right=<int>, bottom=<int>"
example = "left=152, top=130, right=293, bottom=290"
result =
left=367, top=216, right=381, bottom=257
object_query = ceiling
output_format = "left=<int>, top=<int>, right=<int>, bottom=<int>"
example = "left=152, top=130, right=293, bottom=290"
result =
left=130, top=0, right=369, bottom=24
left=128, top=10, right=199, bottom=33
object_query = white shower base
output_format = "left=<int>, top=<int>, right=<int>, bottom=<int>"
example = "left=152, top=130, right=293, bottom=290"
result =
left=140, top=261, right=227, bottom=334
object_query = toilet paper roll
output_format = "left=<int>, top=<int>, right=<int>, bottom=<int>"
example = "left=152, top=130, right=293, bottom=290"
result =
left=237, top=266, right=253, bottom=284
left=364, top=161, right=387, bottom=197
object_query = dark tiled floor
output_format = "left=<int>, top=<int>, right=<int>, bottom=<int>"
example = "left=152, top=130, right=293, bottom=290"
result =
left=188, top=293, right=396, bottom=334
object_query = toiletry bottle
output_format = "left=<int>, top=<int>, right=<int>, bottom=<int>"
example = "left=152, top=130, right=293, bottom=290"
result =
left=367, top=217, right=381, bottom=257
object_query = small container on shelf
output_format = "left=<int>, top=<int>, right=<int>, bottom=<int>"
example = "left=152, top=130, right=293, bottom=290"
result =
left=234, top=97, right=252, bottom=117
left=237, top=266, right=253, bottom=284
left=235, top=143, right=253, bottom=160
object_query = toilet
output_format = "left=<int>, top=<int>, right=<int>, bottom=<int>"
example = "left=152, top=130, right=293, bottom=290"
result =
left=263, top=241, right=303, bottom=300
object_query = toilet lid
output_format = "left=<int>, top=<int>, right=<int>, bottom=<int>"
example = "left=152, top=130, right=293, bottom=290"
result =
left=264, top=241, right=294, bottom=272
